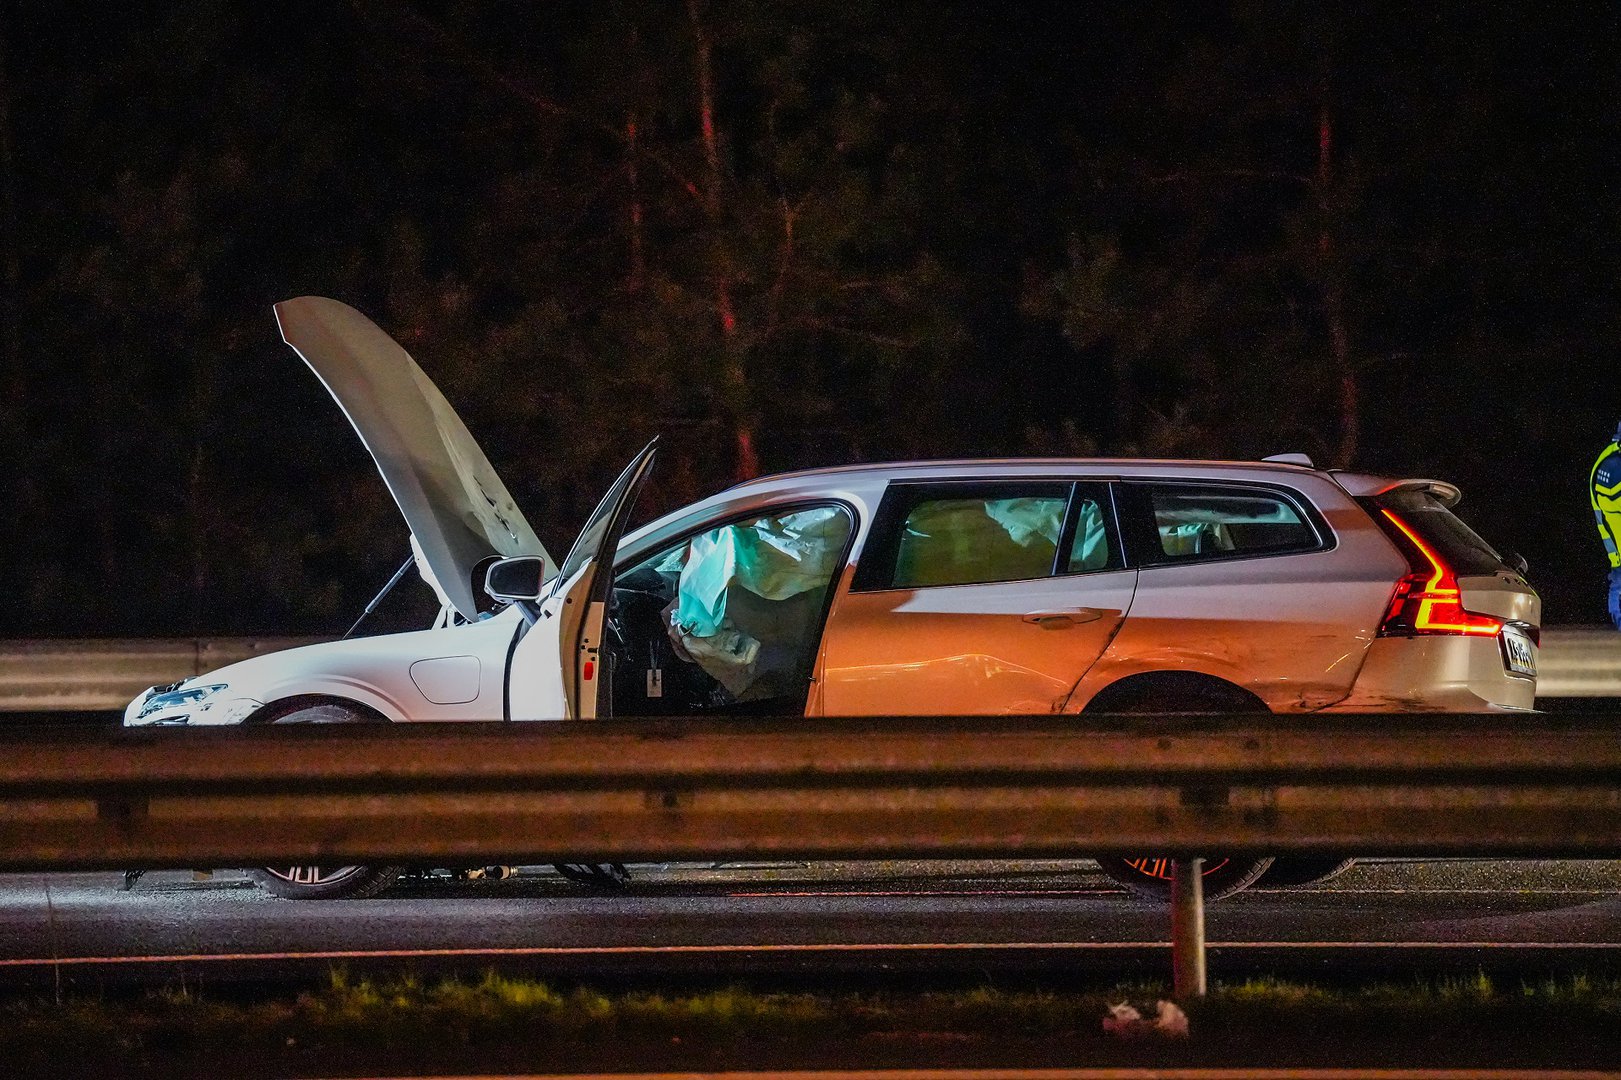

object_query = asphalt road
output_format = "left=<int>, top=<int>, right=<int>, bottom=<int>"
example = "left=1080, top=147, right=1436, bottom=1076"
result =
left=1, top=860, right=1617, bottom=992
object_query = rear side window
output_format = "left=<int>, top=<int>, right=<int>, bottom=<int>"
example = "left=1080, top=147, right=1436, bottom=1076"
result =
left=895, top=494, right=1064, bottom=587
left=1370, top=488, right=1505, bottom=575
left=1125, top=484, right=1322, bottom=564
left=855, top=482, right=1121, bottom=590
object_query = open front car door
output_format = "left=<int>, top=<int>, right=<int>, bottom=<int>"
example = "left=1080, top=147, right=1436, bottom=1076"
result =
left=508, top=440, right=658, bottom=720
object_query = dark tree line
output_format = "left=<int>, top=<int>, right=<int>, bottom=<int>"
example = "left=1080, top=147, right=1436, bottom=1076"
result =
left=0, top=1, right=1612, bottom=634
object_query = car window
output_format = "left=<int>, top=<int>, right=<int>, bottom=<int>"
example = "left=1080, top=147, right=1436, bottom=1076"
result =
left=1138, top=484, right=1319, bottom=562
left=858, top=482, right=1120, bottom=590
left=550, top=442, right=657, bottom=596
left=894, top=495, right=1066, bottom=587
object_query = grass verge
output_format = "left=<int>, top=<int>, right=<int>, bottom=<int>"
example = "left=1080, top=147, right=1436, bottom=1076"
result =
left=3, top=969, right=1619, bottom=1077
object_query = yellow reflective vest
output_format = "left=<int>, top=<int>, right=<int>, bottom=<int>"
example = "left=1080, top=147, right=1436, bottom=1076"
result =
left=1591, top=441, right=1621, bottom=569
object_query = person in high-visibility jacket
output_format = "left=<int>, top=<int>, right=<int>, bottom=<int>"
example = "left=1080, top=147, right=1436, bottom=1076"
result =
left=1590, top=423, right=1621, bottom=629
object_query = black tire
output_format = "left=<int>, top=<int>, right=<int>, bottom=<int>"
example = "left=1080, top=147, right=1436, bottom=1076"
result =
left=1095, top=855, right=1275, bottom=901
left=554, top=863, right=631, bottom=889
left=250, top=864, right=403, bottom=900
left=1255, top=856, right=1357, bottom=887
left=248, top=704, right=405, bottom=900
left=1089, top=677, right=1273, bottom=902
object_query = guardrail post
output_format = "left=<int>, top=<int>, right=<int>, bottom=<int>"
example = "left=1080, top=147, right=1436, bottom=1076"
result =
left=1171, top=857, right=1206, bottom=998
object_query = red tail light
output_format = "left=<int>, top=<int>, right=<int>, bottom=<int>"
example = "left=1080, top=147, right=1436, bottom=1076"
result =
left=1377, top=509, right=1504, bottom=638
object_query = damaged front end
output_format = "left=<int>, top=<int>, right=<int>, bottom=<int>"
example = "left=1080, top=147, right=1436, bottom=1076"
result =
left=125, top=679, right=262, bottom=727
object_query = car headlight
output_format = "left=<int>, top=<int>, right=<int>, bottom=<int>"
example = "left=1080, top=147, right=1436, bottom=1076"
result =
left=136, top=682, right=229, bottom=720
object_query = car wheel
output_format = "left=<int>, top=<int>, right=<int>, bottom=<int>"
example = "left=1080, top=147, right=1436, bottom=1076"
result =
left=1088, top=677, right=1273, bottom=902
left=554, top=863, right=631, bottom=889
left=249, top=864, right=403, bottom=900
left=1094, top=855, right=1275, bottom=901
left=247, top=704, right=405, bottom=900
left=1254, top=856, right=1357, bottom=887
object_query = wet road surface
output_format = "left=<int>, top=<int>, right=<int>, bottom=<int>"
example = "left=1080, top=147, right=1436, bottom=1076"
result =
left=0, top=859, right=1616, bottom=991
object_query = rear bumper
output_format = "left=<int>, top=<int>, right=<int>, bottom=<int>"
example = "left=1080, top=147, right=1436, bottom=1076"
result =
left=1321, top=635, right=1537, bottom=712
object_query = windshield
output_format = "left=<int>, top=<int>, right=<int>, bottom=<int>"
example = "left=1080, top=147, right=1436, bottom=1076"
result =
left=548, top=440, right=658, bottom=598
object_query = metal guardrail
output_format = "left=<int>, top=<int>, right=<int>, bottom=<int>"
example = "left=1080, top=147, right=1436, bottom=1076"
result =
left=1526, top=626, right=1621, bottom=697
left=5, top=714, right=1621, bottom=866
left=5, top=715, right=1619, bottom=869
left=6, top=710, right=1614, bottom=869
left=1, top=713, right=1619, bottom=997
left=0, top=637, right=324, bottom=711
left=2, top=627, right=1619, bottom=711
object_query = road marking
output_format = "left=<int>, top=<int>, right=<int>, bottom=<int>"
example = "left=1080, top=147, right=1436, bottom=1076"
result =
left=372, top=1070, right=1621, bottom=1080
left=1254, top=888, right=1621, bottom=895
left=725, top=887, right=1621, bottom=898
left=3, top=940, right=1619, bottom=968
left=726, top=889, right=1110, bottom=897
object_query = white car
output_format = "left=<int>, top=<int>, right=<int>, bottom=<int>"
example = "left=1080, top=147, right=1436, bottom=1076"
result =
left=126, top=297, right=1541, bottom=901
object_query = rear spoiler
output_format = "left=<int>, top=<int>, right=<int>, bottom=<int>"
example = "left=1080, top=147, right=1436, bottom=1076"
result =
left=1329, top=473, right=1463, bottom=508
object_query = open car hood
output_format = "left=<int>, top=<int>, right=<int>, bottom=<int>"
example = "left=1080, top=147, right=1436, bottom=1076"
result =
left=274, top=296, right=553, bottom=621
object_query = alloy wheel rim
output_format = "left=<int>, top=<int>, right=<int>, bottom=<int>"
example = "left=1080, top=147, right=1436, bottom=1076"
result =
left=261, top=866, right=366, bottom=886
left=1121, top=857, right=1232, bottom=880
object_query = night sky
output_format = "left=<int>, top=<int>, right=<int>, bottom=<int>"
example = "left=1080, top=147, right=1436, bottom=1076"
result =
left=0, top=1, right=1615, bottom=635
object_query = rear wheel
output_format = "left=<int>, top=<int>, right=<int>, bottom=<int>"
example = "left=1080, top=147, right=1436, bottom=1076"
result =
left=1088, top=675, right=1274, bottom=902
left=1095, top=855, right=1274, bottom=901
left=1254, top=857, right=1357, bottom=887
left=248, top=704, right=405, bottom=900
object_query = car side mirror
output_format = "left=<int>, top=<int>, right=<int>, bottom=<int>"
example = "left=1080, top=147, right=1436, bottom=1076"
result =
left=1505, top=550, right=1529, bottom=577
left=484, top=556, right=549, bottom=603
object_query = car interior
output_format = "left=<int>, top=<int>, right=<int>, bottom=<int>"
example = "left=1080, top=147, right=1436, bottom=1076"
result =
left=600, top=505, right=854, bottom=717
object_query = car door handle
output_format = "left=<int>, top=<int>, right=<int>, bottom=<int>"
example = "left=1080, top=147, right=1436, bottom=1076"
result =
left=1022, top=608, right=1104, bottom=628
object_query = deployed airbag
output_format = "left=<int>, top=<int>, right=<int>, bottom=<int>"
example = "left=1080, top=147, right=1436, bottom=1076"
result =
left=668, top=507, right=847, bottom=637
left=663, top=506, right=851, bottom=697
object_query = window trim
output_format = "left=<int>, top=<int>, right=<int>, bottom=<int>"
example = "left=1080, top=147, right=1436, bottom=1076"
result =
left=850, top=479, right=1125, bottom=592
left=1116, top=480, right=1333, bottom=568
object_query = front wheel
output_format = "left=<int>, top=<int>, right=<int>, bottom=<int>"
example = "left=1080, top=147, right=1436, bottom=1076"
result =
left=1095, top=855, right=1274, bottom=901
left=554, top=863, right=631, bottom=889
left=249, top=704, right=405, bottom=900
left=249, top=864, right=403, bottom=900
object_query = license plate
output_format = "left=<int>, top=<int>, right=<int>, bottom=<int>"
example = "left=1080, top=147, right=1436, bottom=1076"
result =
left=1500, top=626, right=1537, bottom=679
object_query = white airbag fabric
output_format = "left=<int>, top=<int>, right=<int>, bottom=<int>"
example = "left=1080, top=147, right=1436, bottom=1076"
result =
left=664, top=507, right=849, bottom=696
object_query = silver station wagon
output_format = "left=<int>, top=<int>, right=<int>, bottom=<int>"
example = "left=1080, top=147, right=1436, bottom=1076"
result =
left=126, top=298, right=1541, bottom=901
